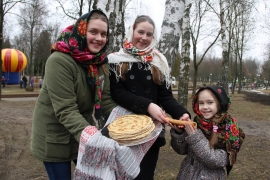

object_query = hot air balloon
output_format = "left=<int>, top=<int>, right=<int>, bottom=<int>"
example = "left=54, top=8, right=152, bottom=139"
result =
left=1, top=49, right=28, bottom=84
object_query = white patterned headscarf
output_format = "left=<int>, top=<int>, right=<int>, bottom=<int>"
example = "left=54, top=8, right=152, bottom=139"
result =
left=108, top=16, right=172, bottom=89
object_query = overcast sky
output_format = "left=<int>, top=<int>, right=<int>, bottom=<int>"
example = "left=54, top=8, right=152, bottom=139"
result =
left=6, top=0, right=270, bottom=62
left=140, top=0, right=270, bottom=62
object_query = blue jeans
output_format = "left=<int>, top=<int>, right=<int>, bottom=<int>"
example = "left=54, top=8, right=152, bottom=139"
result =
left=43, top=160, right=77, bottom=180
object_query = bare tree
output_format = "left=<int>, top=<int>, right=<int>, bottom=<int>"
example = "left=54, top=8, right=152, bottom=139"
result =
left=52, top=0, right=126, bottom=53
left=190, top=0, right=220, bottom=96
left=47, top=23, right=61, bottom=44
left=234, top=0, right=255, bottom=94
left=178, top=0, right=192, bottom=108
left=203, top=0, right=257, bottom=94
left=261, top=56, right=270, bottom=89
left=159, top=0, right=184, bottom=68
left=213, top=0, right=256, bottom=94
left=54, top=0, right=92, bottom=19
left=93, top=0, right=127, bottom=53
left=218, top=0, right=230, bottom=93
left=18, top=0, right=48, bottom=81
left=34, top=30, right=52, bottom=78
left=158, top=0, right=187, bottom=107
left=1, top=0, right=26, bottom=99
left=203, top=0, right=232, bottom=93
left=243, top=58, right=259, bottom=82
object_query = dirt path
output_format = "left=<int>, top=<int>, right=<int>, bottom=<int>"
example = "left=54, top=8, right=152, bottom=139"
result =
left=0, top=89, right=269, bottom=180
left=0, top=100, right=47, bottom=180
left=238, top=119, right=270, bottom=138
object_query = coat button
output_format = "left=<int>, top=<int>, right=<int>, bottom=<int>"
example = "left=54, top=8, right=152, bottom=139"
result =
left=146, top=75, right=151, bottom=80
left=130, top=74, right=135, bottom=79
left=139, top=105, right=144, bottom=111
left=145, top=88, right=150, bottom=93
left=134, top=102, right=139, bottom=108
left=132, top=87, right=136, bottom=92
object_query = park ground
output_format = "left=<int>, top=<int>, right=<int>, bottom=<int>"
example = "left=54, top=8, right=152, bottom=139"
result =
left=0, top=85, right=270, bottom=180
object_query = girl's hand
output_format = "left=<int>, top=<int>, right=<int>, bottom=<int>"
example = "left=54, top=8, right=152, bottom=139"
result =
left=184, top=120, right=197, bottom=135
left=170, top=113, right=190, bottom=129
left=147, top=103, right=169, bottom=124
left=171, top=124, right=184, bottom=134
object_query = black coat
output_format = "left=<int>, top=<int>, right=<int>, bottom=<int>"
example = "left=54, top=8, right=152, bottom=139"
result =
left=109, top=63, right=190, bottom=119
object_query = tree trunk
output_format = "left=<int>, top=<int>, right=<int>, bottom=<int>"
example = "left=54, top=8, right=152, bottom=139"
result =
left=93, top=0, right=126, bottom=53
left=158, top=0, right=187, bottom=107
left=178, top=0, right=192, bottom=108
left=0, top=0, right=3, bottom=100
left=158, top=0, right=184, bottom=68
left=220, top=0, right=229, bottom=94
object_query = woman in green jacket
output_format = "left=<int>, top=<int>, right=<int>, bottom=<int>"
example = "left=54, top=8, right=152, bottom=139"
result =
left=31, top=9, right=116, bottom=180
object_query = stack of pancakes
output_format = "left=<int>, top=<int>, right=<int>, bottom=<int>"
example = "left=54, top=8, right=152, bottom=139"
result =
left=108, top=114, right=155, bottom=145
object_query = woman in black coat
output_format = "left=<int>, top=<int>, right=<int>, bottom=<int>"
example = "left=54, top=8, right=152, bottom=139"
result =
left=108, top=15, right=191, bottom=180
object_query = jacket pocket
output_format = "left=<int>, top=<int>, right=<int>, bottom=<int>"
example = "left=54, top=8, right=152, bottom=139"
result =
left=45, top=131, right=71, bottom=158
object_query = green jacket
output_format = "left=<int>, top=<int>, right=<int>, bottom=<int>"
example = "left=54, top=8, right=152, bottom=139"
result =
left=31, top=52, right=117, bottom=162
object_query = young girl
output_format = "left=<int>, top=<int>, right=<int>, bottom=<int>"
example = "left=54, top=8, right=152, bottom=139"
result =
left=170, top=86, right=245, bottom=180
left=31, top=10, right=116, bottom=180
left=108, top=15, right=190, bottom=180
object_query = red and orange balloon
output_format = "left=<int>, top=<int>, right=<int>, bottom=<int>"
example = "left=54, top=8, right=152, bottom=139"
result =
left=1, top=48, right=28, bottom=72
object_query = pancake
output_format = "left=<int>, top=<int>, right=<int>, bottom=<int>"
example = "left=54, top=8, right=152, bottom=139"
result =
left=108, top=114, right=155, bottom=144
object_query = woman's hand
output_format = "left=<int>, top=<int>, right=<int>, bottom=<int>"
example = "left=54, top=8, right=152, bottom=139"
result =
left=147, top=103, right=169, bottom=124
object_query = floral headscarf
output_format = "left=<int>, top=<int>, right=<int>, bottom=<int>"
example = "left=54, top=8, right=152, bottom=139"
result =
left=51, top=9, right=109, bottom=122
left=192, top=86, right=245, bottom=168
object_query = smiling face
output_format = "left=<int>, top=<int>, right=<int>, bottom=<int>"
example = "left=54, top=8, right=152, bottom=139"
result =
left=132, top=21, right=154, bottom=50
left=86, top=19, right=108, bottom=54
left=198, top=90, right=219, bottom=119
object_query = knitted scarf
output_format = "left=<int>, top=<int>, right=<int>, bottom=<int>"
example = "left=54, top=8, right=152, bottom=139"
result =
left=192, top=87, right=245, bottom=166
left=51, top=10, right=109, bottom=122
left=108, top=25, right=171, bottom=89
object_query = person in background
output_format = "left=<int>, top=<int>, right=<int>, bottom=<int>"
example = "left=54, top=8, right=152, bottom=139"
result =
left=39, top=78, right=42, bottom=89
left=170, top=86, right=245, bottom=179
left=22, top=75, right=28, bottom=88
left=108, top=15, right=190, bottom=180
left=20, top=78, right=23, bottom=88
left=30, top=76, right=34, bottom=87
left=1, top=76, right=6, bottom=88
left=30, top=9, right=116, bottom=180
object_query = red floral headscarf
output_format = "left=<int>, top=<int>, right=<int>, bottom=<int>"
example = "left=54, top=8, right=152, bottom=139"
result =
left=51, top=9, right=109, bottom=121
